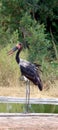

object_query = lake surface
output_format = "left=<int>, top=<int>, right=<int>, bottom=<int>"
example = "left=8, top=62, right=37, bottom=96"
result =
left=0, top=103, right=58, bottom=113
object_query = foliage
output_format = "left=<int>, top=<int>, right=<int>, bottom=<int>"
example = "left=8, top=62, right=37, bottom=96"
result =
left=0, top=0, right=58, bottom=60
left=20, top=13, right=50, bottom=62
left=35, top=0, right=58, bottom=57
left=0, top=0, right=27, bottom=32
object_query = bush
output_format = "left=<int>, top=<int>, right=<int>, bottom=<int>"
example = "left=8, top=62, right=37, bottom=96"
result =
left=20, top=13, right=51, bottom=63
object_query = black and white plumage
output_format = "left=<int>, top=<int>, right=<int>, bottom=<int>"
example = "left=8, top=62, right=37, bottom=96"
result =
left=8, top=43, right=43, bottom=91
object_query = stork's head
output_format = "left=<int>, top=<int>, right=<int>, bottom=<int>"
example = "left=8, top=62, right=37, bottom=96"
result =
left=8, top=43, right=23, bottom=55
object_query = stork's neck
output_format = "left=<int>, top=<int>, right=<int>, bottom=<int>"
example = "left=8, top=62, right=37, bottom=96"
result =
left=15, top=50, right=20, bottom=64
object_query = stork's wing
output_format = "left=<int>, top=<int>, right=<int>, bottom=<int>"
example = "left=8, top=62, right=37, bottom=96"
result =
left=19, top=59, right=43, bottom=91
left=20, top=65, right=36, bottom=79
left=20, top=64, right=42, bottom=91
left=20, top=58, right=42, bottom=73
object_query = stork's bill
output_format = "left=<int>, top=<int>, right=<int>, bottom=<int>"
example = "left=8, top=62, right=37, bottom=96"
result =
left=8, top=43, right=23, bottom=55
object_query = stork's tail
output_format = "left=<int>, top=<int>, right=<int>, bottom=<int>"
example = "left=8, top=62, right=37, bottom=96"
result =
left=37, top=78, right=43, bottom=91
left=38, top=82, right=43, bottom=91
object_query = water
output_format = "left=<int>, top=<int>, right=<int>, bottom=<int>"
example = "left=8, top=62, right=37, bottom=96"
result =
left=0, top=103, right=58, bottom=113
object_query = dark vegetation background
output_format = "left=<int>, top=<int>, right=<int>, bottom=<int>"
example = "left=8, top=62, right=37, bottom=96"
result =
left=0, top=0, right=58, bottom=89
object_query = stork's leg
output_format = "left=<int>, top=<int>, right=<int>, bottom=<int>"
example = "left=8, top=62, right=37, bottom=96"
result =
left=21, top=76, right=30, bottom=113
left=25, top=79, right=30, bottom=113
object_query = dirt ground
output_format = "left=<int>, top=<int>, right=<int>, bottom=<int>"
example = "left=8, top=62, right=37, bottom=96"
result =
left=0, top=114, right=58, bottom=130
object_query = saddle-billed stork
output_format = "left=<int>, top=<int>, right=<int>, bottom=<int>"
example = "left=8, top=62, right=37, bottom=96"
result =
left=8, top=43, right=43, bottom=91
